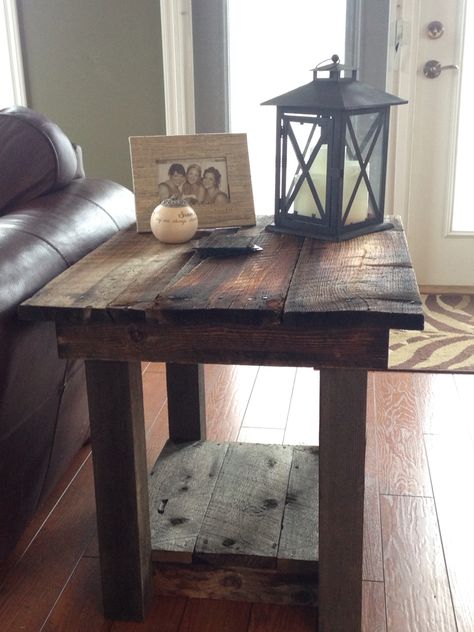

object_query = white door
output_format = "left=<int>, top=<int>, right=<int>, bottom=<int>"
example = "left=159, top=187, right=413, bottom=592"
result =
left=388, top=0, right=474, bottom=288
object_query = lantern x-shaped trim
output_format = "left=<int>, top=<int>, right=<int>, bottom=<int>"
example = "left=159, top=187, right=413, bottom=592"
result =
left=262, top=56, right=407, bottom=241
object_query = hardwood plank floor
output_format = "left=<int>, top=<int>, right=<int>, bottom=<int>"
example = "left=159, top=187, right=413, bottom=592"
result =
left=374, top=373, right=432, bottom=497
left=0, top=366, right=473, bottom=631
left=362, top=375, right=384, bottom=584
left=381, top=495, right=456, bottom=631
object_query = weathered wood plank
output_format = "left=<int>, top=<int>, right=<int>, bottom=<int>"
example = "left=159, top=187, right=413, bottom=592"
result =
left=149, top=441, right=229, bottom=563
left=153, top=230, right=303, bottom=326
left=150, top=441, right=320, bottom=574
left=20, top=216, right=422, bottom=332
left=196, top=443, right=293, bottom=568
left=278, top=447, right=319, bottom=572
left=18, top=228, right=193, bottom=323
left=56, top=322, right=390, bottom=369
left=84, top=360, right=152, bottom=621
left=284, top=219, right=424, bottom=330
left=105, top=250, right=194, bottom=322
left=318, top=368, right=367, bottom=632
left=153, top=562, right=318, bottom=607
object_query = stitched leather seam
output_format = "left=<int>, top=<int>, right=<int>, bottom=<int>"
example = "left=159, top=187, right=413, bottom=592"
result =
left=63, top=190, right=121, bottom=229
left=0, top=225, right=69, bottom=266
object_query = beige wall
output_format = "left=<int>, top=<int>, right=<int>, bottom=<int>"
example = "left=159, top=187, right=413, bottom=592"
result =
left=17, top=0, right=166, bottom=189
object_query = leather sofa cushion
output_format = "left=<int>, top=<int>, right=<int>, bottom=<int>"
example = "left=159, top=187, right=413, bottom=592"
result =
left=0, top=106, right=80, bottom=214
left=0, top=179, right=134, bottom=317
left=0, top=226, right=67, bottom=318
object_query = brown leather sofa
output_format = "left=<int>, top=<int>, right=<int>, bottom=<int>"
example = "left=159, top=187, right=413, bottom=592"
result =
left=0, top=106, right=135, bottom=559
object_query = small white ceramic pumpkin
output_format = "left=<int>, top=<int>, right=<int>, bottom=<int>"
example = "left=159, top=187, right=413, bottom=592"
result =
left=150, top=197, right=198, bottom=244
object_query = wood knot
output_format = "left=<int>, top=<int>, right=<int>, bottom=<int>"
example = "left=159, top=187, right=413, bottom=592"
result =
left=128, top=324, right=144, bottom=343
left=220, top=574, right=242, bottom=589
left=263, top=498, right=278, bottom=510
left=170, top=517, right=188, bottom=526
left=157, top=499, right=168, bottom=514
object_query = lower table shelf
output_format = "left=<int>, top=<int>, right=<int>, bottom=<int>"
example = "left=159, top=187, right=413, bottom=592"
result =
left=149, top=440, right=319, bottom=605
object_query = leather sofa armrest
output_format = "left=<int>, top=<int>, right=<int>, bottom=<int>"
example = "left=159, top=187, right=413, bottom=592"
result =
left=0, top=106, right=80, bottom=214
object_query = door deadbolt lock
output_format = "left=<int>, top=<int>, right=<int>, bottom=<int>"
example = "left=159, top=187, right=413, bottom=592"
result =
left=423, top=59, right=459, bottom=79
left=427, top=21, right=445, bottom=39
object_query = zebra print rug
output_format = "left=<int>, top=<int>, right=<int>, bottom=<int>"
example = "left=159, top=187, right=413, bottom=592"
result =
left=389, top=294, right=474, bottom=373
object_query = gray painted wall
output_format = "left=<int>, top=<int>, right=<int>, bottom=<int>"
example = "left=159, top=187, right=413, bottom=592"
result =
left=17, top=0, right=166, bottom=188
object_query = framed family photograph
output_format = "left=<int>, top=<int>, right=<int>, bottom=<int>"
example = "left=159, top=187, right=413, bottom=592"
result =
left=129, top=133, right=256, bottom=232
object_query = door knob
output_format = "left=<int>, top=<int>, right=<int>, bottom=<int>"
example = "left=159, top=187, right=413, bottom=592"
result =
left=423, top=59, right=459, bottom=79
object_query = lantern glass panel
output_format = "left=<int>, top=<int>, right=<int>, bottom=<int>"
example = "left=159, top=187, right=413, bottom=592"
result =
left=282, top=115, right=331, bottom=222
left=342, top=111, right=385, bottom=226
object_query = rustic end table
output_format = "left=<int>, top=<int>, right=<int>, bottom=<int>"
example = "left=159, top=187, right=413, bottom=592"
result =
left=19, top=217, right=423, bottom=631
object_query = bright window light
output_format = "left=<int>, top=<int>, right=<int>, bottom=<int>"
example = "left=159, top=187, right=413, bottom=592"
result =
left=228, top=0, right=346, bottom=214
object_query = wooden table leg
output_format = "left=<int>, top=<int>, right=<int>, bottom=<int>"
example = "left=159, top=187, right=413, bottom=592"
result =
left=85, top=360, right=153, bottom=621
left=318, top=368, right=368, bottom=632
left=166, top=363, right=206, bottom=441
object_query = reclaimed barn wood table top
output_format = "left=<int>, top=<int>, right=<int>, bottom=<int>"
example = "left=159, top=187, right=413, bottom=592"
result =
left=19, top=216, right=423, bottom=369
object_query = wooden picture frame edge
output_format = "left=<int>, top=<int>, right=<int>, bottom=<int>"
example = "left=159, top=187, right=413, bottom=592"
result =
left=129, top=132, right=256, bottom=232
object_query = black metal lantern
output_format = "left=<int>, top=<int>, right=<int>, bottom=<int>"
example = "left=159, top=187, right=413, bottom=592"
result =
left=262, top=55, right=407, bottom=241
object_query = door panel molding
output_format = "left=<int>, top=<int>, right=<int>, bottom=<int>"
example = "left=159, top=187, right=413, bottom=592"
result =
left=386, top=0, right=420, bottom=231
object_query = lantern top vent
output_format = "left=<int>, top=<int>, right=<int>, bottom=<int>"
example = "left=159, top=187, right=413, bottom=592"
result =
left=262, top=54, right=407, bottom=112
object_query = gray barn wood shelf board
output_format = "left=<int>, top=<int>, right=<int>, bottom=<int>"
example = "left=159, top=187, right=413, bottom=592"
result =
left=148, top=441, right=319, bottom=607
left=149, top=441, right=319, bottom=575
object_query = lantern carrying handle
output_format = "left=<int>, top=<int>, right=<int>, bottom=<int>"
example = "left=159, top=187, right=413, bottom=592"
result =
left=312, top=54, right=357, bottom=81
left=315, top=54, right=340, bottom=69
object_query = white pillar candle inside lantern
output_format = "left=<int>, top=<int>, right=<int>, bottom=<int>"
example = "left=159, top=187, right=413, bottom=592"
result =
left=294, top=147, right=326, bottom=218
left=294, top=146, right=368, bottom=223
left=343, top=151, right=369, bottom=224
